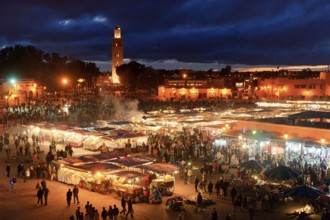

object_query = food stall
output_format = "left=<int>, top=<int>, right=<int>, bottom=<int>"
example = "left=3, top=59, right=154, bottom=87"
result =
left=64, top=130, right=85, bottom=147
left=83, top=135, right=105, bottom=151
left=137, top=163, right=180, bottom=195
left=101, top=132, right=149, bottom=150
left=109, top=156, right=152, bottom=169
left=56, top=161, right=122, bottom=194
left=109, top=170, right=148, bottom=199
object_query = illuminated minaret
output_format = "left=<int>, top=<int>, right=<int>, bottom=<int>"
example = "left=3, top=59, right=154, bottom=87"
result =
left=112, top=26, right=123, bottom=83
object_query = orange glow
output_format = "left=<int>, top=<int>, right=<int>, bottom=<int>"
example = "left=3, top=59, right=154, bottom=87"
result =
left=180, top=88, right=186, bottom=95
left=112, top=75, right=120, bottom=84
left=62, top=79, right=68, bottom=84
left=284, top=134, right=288, bottom=139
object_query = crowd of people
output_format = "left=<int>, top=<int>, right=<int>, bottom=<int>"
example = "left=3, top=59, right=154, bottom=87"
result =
left=2, top=96, right=256, bottom=126
left=2, top=95, right=330, bottom=219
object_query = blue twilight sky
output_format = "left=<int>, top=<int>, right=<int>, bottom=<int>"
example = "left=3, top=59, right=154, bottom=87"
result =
left=1, top=0, right=330, bottom=72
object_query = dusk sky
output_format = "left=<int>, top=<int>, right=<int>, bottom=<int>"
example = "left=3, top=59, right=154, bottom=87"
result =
left=1, top=0, right=330, bottom=71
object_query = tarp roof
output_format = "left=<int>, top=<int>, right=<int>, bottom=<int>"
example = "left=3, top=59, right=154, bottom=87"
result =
left=289, top=111, right=330, bottom=119
left=264, top=165, right=301, bottom=180
left=136, top=163, right=180, bottom=174
left=60, top=152, right=123, bottom=165
left=111, top=157, right=152, bottom=167
left=76, top=163, right=121, bottom=172
left=110, top=170, right=146, bottom=179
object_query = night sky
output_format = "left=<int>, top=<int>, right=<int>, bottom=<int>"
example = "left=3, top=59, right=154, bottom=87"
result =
left=1, top=0, right=330, bottom=71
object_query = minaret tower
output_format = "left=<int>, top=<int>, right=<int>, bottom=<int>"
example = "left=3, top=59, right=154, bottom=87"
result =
left=112, top=26, right=123, bottom=83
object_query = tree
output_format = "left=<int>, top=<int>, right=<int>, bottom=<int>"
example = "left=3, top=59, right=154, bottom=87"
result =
left=116, top=61, right=145, bottom=90
left=136, top=67, right=159, bottom=90
left=0, top=45, right=101, bottom=91
left=219, top=65, right=231, bottom=76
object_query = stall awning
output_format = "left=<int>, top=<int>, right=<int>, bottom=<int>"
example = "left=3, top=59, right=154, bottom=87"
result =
left=60, top=152, right=124, bottom=165
left=110, top=170, right=146, bottom=179
left=76, top=163, right=121, bottom=173
left=136, top=163, right=180, bottom=174
left=110, top=157, right=152, bottom=167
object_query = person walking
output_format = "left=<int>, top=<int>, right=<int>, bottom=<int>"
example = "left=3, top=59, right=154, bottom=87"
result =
left=120, top=197, right=126, bottom=215
left=37, top=187, right=44, bottom=205
left=207, top=181, right=213, bottom=198
left=230, top=186, right=237, bottom=204
left=195, top=192, right=203, bottom=212
left=101, top=207, right=108, bottom=220
left=215, top=180, right=221, bottom=198
left=126, top=198, right=134, bottom=219
left=211, top=208, right=218, bottom=220
left=44, top=187, right=50, bottom=205
left=94, top=209, right=100, bottom=220
left=73, top=185, right=80, bottom=204
left=194, top=176, right=199, bottom=192
left=66, top=189, right=73, bottom=207
left=108, top=205, right=114, bottom=220
left=75, top=207, right=81, bottom=220
left=6, top=163, right=10, bottom=177
left=249, top=204, right=255, bottom=220
left=113, top=205, right=119, bottom=220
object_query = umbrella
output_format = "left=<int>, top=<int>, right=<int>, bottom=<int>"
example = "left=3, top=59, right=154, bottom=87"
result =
left=264, top=165, right=301, bottom=180
left=240, top=160, right=264, bottom=172
left=284, top=185, right=326, bottom=199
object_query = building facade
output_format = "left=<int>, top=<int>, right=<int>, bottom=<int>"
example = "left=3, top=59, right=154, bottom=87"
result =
left=255, top=72, right=330, bottom=100
left=111, top=27, right=123, bottom=84
left=1, top=79, right=43, bottom=106
left=158, top=78, right=231, bottom=100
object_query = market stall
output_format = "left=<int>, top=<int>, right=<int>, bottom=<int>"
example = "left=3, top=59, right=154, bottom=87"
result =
left=64, top=130, right=85, bottom=147
left=136, top=163, right=180, bottom=195
left=83, top=134, right=104, bottom=150
left=109, top=170, right=148, bottom=199
left=56, top=161, right=122, bottom=193
left=110, top=156, right=152, bottom=168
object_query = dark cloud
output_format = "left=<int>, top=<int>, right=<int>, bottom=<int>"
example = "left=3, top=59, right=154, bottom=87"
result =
left=1, top=0, right=330, bottom=71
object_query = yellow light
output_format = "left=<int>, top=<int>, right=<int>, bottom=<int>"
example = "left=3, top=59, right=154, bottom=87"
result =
left=284, top=134, right=288, bottom=139
left=62, top=79, right=68, bottom=84
left=77, top=78, right=85, bottom=83
left=238, top=135, right=242, bottom=140
left=321, top=138, right=325, bottom=144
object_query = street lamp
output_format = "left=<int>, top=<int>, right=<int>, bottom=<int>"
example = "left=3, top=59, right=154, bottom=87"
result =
left=284, top=133, right=288, bottom=140
left=321, top=138, right=326, bottom=145
left=62, top=78, right=68, bottom=85
left=9, top=78, right=16, bottom=84
left=182, top=73, right=187, bottom=86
